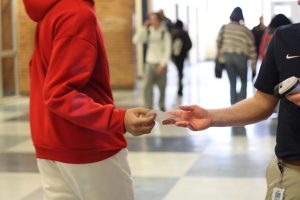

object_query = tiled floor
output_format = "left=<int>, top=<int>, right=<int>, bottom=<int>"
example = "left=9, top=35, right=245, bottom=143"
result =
left=0, top=61, right=276, bottom=200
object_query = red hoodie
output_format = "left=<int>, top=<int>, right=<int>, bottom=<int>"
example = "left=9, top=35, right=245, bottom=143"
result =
left=23, top=0, right=127, bottom=164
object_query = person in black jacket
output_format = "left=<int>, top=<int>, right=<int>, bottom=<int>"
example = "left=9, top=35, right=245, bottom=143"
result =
left=171, top=20, right=192, bottom=97
left=251, top=16, right=266, bottom=59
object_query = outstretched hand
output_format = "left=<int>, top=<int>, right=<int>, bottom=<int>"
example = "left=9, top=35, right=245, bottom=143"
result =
left=162, top=105, right=212, bottom=131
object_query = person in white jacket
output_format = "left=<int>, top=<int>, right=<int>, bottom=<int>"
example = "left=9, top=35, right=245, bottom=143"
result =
left=133, top=12, right=172, bottom=111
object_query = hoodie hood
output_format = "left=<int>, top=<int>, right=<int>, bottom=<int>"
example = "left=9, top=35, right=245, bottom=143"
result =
left=23, top=0, right=60, bottom=22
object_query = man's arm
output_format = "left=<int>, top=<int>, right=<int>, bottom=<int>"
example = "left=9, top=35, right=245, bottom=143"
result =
left=210, top=90, right=278, bottom=127
left=44, top=11, right=156, bottom=135
left=163, top=90, right=278, bottom=131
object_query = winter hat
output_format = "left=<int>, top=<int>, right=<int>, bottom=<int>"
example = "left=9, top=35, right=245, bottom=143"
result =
left=230, top=7, right=244, bottom=22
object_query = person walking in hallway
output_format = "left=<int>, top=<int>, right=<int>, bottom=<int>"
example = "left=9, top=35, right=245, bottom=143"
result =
left=133, top=12, right=172, bottom=111
left=216, top=7, right=257, bottom=105
left=164, top=2, right=300, bottom=198
left=23, top=0, right=156, bottom=199
left=171, top=19, right=192, bottom=98
left=158, top=9, right=173, bottom=32
left=259, top=14, right=292, bottom=61
left=252, top=16, right=266, bottom=59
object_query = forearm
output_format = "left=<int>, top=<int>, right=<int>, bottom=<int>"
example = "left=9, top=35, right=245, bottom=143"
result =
left=209, top=91, right=278, bottom=127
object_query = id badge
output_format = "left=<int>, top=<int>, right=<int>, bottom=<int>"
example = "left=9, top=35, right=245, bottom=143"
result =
left=272, top=187, right=285, bottom=200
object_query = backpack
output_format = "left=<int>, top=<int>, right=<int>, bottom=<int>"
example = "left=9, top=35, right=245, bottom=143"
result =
left=172, top=38, right=184, bottom=56
left=171, top=31, right=192, bottom=57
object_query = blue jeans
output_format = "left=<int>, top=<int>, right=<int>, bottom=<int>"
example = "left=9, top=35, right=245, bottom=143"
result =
left=224, top=53, right=248, bottom=105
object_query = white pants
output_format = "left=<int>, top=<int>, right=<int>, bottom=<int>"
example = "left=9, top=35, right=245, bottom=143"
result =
left=37, top=149, right=134, bottom=200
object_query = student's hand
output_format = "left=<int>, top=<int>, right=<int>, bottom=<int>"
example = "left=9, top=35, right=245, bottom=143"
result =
left=162, top=105, right=212, bottom=131
left=156, top=66, right=166, bottom=76
left=124, top=108, right=156, bottom=136
left=286, top=92, right=300, bottom=107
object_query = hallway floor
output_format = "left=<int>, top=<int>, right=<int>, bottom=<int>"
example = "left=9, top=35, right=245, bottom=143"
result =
left=0, top=61, right=276, bottom=200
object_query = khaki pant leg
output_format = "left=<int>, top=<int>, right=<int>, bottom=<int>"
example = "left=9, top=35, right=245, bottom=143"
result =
left=156, top=67, right=167, bottom=109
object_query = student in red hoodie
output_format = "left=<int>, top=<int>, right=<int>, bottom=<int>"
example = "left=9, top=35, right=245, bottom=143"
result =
left=22, top=0, right=156, bottom=199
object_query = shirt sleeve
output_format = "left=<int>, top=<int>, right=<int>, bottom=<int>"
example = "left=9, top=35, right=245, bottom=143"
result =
left=160, top=31, right=172, bottom=67
left=216, top=25, right=225, bottom=51
left=254, top=31, right=280, bottom=95
left=42, top=10, right=126, bottom=134
left=132, top=27, right=148, bottom=44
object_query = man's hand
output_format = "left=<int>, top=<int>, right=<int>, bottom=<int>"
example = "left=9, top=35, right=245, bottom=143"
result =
left=124, top=108, right=156, bottom=136
left=287, top=92, right=300, bottom=107
left=156, top=66, right=166, bottom=76
left=162, top=105, right=212, bottom=131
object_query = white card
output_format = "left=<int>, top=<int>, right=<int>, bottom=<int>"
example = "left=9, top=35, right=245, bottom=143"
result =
left=272, top=187, right=285, bottom=200
left=146, top=110, right=176, bottom=122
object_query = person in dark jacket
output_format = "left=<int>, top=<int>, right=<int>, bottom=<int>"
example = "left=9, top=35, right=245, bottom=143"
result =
left=259, top=14, right=292, bottom=60
left=252, top=16, right=266, bottom=58
left=171, top=20, right=192, bottom=97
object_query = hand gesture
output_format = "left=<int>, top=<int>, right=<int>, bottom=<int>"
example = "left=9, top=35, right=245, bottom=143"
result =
left=162, top=105, right=212, bottom=131
left=124, top=108, right=156, bottom=136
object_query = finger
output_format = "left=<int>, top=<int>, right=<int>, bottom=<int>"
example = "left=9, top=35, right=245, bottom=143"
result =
left=175, top=121, right=189, bottom=127
left=162, top=119, right=177, bottom=125
left=137, top=119, right=156, bottom=130
left=144, top=114, right=157, bottom=122
left=134, top=115, right=156, bottom=126
left=134, top=127, right=153, bottom=135
left=287, top=93, right=300, bottom=101
left=138, top=124, right=155, bottom=134
left=145, top=113, right=157, bottom=120
left=179, top=105, right=197, bottom=112
left=145, top=110, right=157, bottom=117
left=142, top=120, right=156, bottom=127
left=166, top=110, right=183, bottom=117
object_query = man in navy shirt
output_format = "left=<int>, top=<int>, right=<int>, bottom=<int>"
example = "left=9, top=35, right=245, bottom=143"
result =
left=163, top=1, right=300, bottom=199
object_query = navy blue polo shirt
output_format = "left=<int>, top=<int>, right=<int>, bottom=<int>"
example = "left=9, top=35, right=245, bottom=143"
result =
left=255, top=23, right=300, bottom=160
